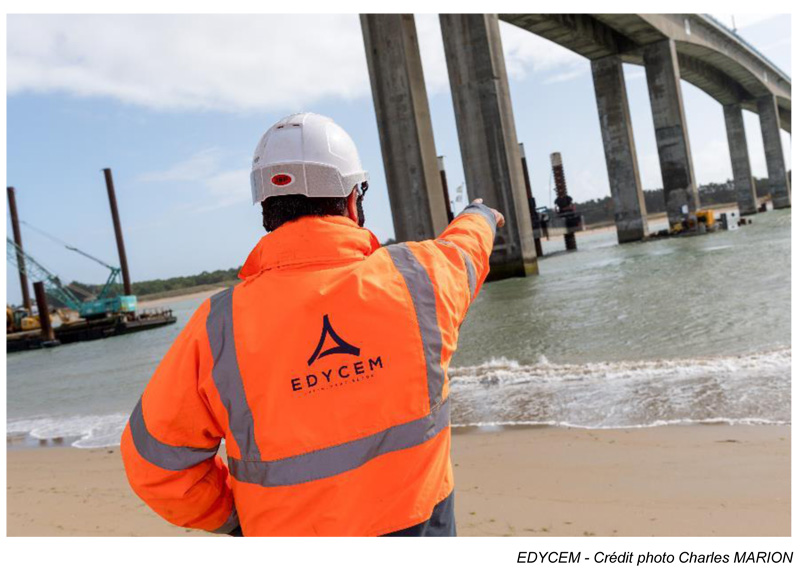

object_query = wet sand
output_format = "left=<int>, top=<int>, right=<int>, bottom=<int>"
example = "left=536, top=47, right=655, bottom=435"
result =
left=451, top=424, right=789, bottom=536
left=6, top=424, right=789, bottom=537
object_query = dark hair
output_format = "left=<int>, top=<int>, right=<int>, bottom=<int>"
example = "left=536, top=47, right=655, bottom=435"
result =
left=261, top=193, right=364, bottom=232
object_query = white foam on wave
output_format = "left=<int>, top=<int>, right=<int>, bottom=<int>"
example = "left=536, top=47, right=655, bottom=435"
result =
left=449, top=348, right=790, bottom=387
left=7, top=413, right=129, bottom=449
left=448, top=348, right=791, bottom=428
left=7, top=349, right=790, bottom=448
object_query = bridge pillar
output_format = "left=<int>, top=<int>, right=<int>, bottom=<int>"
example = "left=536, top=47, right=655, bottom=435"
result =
left=757, top=94, right=791, bottom=209
left=723, top=104, right=758, bottom=216
left=643, top=39, right=700, bottom=229
left=440, top=14, right=538, bottom=279
left=361, top=14, right=450, bottom=242
left=591, top=55, right=648, bottom=243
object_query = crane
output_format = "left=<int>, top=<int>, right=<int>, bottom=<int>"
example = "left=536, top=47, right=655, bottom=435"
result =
left=6, top=237, right=136, bottom=319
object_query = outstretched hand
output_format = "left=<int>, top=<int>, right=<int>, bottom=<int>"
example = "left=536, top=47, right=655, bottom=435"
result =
left=473, top=198, right=505, bottom=228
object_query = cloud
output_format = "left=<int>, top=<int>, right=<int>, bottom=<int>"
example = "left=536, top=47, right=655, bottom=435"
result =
left=137, top=149, right=250, bottom=212
left=543, top=67, right=589, bottom=85
left=500, top=21, right=587, bottom=83
left=8, top=14, right=368, bottom=112
left=8, top=14, right=591, bottom=113
left=415, top=15, right=587, bottom=92
left=198, top=168, right=253, bottom=212
left=138, top=148, right=223, bottom=182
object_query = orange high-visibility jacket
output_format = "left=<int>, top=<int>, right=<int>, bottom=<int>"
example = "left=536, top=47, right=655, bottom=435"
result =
left=121, top=203, right=497, bottom=536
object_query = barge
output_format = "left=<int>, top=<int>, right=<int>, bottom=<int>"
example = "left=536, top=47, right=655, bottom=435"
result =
left=7, top=309, right=176, bottom=353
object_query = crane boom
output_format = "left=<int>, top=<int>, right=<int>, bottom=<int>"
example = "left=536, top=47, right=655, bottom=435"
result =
left=6, top=238, right=83, bottom=311
left=6, top=238, right=136, bottom=317
left=20, top=220, right=116, bottom=270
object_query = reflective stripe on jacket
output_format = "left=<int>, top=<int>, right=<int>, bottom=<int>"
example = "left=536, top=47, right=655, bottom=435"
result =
left=121, top=202, right=497, bottom=536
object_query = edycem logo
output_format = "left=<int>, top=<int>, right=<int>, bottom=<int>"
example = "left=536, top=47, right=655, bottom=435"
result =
left=307, top=315, right=360, bottom=365
left=291, top=314, right=385, bottom=392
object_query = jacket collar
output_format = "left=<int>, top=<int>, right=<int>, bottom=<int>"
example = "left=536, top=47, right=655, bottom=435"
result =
left=239, top=215, right=382, bottom=278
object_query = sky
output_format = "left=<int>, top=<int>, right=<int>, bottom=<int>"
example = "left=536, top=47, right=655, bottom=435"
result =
left=5, top=13, right=792, bottom=305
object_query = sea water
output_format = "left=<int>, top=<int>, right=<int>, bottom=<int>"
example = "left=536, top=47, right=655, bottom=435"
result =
left=6, top=210, right=791, bottom=448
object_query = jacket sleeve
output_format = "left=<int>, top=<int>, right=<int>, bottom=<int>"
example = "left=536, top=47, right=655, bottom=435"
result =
left=120, top=300, right=239, bottom=535
left=431, top=201, right=497, bottom=320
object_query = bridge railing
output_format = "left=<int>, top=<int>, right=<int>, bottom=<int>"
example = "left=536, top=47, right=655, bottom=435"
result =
left=700, top=14, right=791, bottom=83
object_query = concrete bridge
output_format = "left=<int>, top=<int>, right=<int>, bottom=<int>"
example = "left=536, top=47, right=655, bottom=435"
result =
left=361, top=14, right=791, bottom=279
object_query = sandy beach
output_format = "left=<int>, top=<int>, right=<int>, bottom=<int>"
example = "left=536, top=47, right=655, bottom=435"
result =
left=137, top=286, right=227, bottom=309
left=7, top=424, right=789, bottom=537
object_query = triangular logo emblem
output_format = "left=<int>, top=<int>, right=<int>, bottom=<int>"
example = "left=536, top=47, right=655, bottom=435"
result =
left=307, top=314, right=361, bottom=366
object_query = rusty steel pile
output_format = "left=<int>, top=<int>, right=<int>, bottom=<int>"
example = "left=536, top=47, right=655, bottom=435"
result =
left=6, top=169, right=176, bottom=353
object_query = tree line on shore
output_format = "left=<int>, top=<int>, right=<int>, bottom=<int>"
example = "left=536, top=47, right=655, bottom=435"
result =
left=69, top=267, right=242, bottom=300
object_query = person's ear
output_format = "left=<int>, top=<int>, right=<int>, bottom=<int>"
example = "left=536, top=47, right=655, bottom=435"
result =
left=346, top=188, right=358, bottom=223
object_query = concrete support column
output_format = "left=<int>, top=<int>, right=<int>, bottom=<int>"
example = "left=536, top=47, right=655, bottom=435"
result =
left=361, top=14, right=449, bottom=242
left=757, top=94, right=791, bottom=209
left=723, top=104, right=758, bottom=215
left=440, top=14, right=537, bottom=278
left=643, top=39, right=700, bottom=228
left=591, top=55, right=648, bottom=243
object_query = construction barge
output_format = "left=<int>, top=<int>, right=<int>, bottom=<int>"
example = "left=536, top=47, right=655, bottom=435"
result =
left=7, top=309, right=176, bottom=353
left=7, top=170, right=179, bottom=354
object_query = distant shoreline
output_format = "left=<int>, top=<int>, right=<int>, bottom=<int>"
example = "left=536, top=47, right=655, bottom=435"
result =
left=137, top=282, right=235, bottom=308
left=581, top=202, right=739, bottom=231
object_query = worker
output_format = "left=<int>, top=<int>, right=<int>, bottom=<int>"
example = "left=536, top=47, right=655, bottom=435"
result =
left=554, top=191, right=574, bottom=214
left=121, top=112, right=504, bottom=536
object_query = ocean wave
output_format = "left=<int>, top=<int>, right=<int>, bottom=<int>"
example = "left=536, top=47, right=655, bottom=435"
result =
left=448, top=348, right=791, bottom=428
left=7, top=349, right=790, bottom=448
left=7, top=413, right=129, bottom=449
left=449, top=348, right=791, bottom=382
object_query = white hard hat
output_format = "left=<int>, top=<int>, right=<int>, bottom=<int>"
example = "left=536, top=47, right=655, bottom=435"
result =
left=250, top=112, right=369, bottom=203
